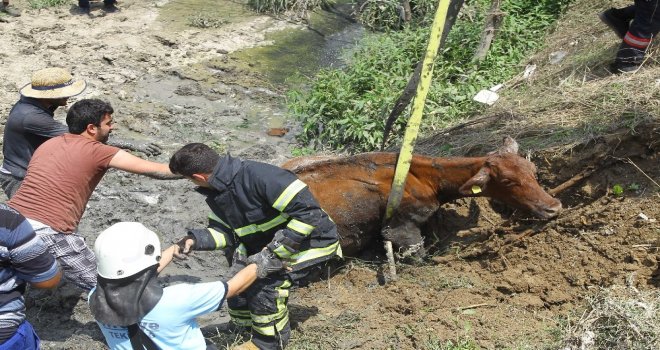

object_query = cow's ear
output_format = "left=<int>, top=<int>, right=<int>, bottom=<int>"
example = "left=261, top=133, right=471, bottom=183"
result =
left=498, top=136, right=519, bottom=154
left=459, top=167, right=491, bottom=195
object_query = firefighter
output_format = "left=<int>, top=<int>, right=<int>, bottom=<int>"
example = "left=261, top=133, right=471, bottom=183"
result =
left=599, top=0, right=660, bottom=73
left=169, top=143, right=342, bottom=350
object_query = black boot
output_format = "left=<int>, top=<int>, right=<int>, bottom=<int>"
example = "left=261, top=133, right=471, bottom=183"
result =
left=611, top=42, right=646, bottom=73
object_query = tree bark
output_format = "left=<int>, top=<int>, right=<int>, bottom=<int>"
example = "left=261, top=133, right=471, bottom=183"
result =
left=401, top=0, right=412, bottom=22
left=473, top=0, right=505, bottom=61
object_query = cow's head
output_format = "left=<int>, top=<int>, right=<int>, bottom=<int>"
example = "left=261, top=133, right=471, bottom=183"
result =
left=458, top=137, right=562, bottom=219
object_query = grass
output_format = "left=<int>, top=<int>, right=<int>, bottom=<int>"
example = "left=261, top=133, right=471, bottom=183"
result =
left=415, top=0, right=660, bottom=157
left=555, top=284, right=659, bottom=349
left=425, top=336, right=480, bottom=350
left=188, top=14, right=228, bottom=29
left=247, top=0, right=327, bottom=18
left=28, top=0, right=69, bottom=9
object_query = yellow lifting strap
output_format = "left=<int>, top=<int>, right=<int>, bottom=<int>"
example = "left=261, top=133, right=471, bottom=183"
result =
left=384, top=0, right=452, bottom=221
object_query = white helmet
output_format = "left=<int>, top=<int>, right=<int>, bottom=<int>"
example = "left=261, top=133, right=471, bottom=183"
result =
left=95, top=222, right=161, bottom=279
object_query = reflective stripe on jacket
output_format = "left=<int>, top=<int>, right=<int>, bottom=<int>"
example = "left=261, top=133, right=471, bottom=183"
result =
left=191, top=154, right=340, bottom=271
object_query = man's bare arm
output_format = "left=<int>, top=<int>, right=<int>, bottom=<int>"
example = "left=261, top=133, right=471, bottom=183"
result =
left=226, top=264, right=258, bottom=298
left=109, top=150, right=182, bottom=180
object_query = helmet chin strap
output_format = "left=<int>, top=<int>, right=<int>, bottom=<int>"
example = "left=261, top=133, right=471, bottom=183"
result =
left=89, top=265, right=163, bottom=326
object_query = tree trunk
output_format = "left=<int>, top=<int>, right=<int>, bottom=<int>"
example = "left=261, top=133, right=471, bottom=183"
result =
left=473, top=0, right=505, bottom=61
left=400, top=0, right=412, bottom=22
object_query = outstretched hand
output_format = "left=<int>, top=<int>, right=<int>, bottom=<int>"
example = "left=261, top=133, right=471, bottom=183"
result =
left=173, top=236, right=195, bottom=260
left=109, top=139, right=163, bottom=157
left=131, top=142, right=162, bottom=156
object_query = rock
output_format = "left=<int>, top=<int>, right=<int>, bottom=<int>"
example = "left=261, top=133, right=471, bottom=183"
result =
left=46, top=40, right=67, bottom=50
left=549, top=50, right=568, bottom=64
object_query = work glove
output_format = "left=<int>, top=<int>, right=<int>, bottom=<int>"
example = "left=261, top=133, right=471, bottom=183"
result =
left=247, top=249, right=286, bottom=278
left=266, top=230, right=303, bottom=258
left=228, top=247, right=248, bottom=276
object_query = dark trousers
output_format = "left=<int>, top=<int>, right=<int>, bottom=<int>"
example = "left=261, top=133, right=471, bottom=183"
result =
left=228, top=275, right=292, bottom=350
left=616, top=1, right=660, bottom=64
left=227, top=264, right=330, bottom=350
left=0, top=172, right=22, bottom=199
left=78, top=0, right=116, bottom=7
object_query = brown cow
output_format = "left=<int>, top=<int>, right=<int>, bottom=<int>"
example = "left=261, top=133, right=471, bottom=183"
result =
left=281, top=137, right=561, bottom=258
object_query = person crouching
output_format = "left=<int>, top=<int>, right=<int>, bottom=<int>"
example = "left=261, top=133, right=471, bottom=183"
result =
left=88, top=222, right=285, bottom=350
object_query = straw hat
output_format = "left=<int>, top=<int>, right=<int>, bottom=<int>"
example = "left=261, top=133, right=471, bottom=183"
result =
left=19, top=67, right=87, bottom=99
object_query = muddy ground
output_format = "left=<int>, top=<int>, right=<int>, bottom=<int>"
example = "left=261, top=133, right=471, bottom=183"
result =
left=0, top=1, right=658, bottom=349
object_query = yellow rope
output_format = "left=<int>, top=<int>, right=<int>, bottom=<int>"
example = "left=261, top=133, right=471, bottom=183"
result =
left=384, top=0, right=451, bottom=221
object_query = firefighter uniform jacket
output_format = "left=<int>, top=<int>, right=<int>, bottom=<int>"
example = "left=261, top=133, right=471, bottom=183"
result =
left=189, top=154, right=341, bottom=272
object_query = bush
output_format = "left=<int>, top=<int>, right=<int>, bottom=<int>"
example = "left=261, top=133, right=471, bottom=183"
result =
left=247, top=0, right=327, bottom=16
left=356, top=0, right=437, bottom=31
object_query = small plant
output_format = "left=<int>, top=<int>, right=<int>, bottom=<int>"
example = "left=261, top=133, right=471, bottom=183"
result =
left=611, top=184, right=624, bottom=196
left=188, top=14, right=228, bottom=29
left=28, top=0, right=68, bottom=9
left=627, top=183, right=641, bottom=191
left=291, top=147, right=315, bottom=157
left=425, top=336, right=479, bottom=350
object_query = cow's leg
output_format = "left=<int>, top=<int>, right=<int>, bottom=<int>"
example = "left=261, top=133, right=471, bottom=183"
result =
left=382, top=221, right=425, bottom=261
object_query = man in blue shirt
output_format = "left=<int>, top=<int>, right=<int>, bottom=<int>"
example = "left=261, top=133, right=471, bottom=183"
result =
left=0, top=204, right=61, bottom=350
left=89, top=222, right=283, bottom=350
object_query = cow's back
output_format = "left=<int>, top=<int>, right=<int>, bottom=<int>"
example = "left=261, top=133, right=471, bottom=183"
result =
left=282, top=153, right=397, bottom=255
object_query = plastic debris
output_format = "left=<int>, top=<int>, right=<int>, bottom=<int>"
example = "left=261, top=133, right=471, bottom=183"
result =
left=473, top=84, right=503, bottom=105
left=523, top=64, right=537, bottom=79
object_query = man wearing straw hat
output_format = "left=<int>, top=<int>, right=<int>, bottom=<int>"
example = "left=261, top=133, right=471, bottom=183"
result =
left=0, top=67, right=84, bottom=199
left=1, top=67, right=161, bottom=199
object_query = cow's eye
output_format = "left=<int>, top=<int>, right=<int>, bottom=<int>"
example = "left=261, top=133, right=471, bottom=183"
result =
left=500, top=178, right=516, bottom=187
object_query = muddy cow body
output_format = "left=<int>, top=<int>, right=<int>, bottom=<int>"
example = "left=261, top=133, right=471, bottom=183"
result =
left=281, top=137, right=561, bottom=257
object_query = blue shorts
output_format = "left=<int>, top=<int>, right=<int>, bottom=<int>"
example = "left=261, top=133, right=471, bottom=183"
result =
left=0, top=320, right=40, bottom=350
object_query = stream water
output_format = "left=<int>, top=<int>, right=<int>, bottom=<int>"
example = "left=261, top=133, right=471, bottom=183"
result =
left=156, top=0, right=363, bottom=135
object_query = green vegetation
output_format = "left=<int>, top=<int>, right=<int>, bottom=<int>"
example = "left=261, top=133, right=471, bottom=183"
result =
left=425, top=336, right=479, bottom=350
left=188, top=14, right=228, bottom=28
left=357, top=0, right=437, bottom=31
left=28, top=0, right=69, bottom=9
left=247, top=0, right=327, bottom=15
left=611, top=184, right=624, bottom=196
left=287, top=0, right=572, bottom=152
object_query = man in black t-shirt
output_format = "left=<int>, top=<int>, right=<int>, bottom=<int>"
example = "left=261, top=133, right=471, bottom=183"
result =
left=0, top=68, right=86, bottom=199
